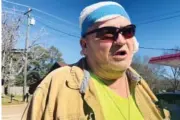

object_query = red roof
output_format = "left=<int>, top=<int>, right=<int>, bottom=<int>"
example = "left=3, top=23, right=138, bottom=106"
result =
left=149, top=53, right=180, bottom=67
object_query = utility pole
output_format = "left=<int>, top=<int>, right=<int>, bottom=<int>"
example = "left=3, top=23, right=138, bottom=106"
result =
left=23, top=8, right=32, bottom=101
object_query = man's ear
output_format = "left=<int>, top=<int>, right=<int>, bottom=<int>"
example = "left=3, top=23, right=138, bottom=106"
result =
left=80, top=38, right=87, bottom=56
left=80, top=38, right=87, bottom=48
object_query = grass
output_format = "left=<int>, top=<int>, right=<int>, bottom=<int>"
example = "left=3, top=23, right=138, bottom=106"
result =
left=2, top=95, right=25, bottom=105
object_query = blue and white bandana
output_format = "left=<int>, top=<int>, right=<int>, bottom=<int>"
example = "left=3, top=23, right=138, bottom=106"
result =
left=79, top=1, right=131, bottom=37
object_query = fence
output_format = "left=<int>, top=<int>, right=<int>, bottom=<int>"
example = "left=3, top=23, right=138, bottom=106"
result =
left=1, top=86, right=29, bottom=96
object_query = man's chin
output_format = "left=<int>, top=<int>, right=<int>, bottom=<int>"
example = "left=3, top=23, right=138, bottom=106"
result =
left=109, top=61, right=130, bottom=71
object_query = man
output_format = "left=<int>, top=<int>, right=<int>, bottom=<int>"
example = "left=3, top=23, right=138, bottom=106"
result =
left=23, top=1, right=170, bottom=120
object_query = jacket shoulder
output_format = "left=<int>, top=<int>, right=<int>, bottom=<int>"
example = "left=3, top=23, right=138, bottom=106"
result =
left=23, top=66, right=85, bottom=120
left=37, top=66, right=72, bottom=91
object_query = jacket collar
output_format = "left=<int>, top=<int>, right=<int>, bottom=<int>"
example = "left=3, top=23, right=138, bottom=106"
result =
left=67, top=57, right=142, bottom=91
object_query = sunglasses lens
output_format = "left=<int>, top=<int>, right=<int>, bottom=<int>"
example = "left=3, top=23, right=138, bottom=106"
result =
left=84, top=25, right=136, bottom=41
left=122, top=25, right=135, bottom=39
left=96, top=27, right=117, bottom=39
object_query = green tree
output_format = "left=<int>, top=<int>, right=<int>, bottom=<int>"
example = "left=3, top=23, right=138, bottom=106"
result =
left=14, top=45, right=64, bottom=86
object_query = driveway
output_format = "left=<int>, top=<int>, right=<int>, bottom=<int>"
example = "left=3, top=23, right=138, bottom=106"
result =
left=2, top=104, right=28, bottom=120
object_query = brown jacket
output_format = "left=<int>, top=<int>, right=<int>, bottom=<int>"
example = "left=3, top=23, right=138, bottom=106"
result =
left=22, top=58, right=170, bottom=120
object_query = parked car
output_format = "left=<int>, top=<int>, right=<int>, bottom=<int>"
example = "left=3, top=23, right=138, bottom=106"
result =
left=156, top=92, right=180, bottom=120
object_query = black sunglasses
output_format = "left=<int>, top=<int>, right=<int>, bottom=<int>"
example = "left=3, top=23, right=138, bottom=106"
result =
left=83, top=24, right=136, bottom=41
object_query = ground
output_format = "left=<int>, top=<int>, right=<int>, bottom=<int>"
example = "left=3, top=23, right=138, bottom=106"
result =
left=2, top=103, right=27, bottom=120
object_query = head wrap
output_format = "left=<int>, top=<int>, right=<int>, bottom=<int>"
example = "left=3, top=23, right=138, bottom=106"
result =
left=80, top=1, right=130, bottom=36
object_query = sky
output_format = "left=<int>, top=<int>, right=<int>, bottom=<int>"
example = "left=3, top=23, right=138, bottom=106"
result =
left=2, top=0, right=180, bottom=64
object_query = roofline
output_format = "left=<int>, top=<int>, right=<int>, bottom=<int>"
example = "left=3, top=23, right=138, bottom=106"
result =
left=149, top=52, right=180, bottom=63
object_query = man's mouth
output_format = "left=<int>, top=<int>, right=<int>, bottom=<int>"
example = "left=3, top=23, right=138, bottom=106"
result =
left=112, top=50, right=128, bottom=60
left=114, top=50, right=127, bottom=56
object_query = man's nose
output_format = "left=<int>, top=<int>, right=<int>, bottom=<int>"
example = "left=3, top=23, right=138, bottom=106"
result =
left=114, top=33, right=126, bottom=45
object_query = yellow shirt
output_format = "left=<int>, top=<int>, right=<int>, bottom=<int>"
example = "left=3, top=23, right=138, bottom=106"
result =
left=91, top=73, right=144, bottom=120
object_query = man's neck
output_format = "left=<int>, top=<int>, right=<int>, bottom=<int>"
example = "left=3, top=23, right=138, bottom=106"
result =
left=86, top=58, right=130, bottom=98
left=102, top=73, right=130, bottom=98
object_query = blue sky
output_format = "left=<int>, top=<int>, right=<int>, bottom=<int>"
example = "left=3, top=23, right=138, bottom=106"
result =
left=2, top=0, right=180, bottom=64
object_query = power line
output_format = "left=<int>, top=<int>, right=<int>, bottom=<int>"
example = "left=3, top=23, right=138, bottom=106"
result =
left=2, top=6, right=78, bottom=33
left=31, top=19, right=180, bottom=51
left=2, top=9, right=26, bottom=22
left=2, top=5, right=180, bottom=52
left=4, top=0, right=180, bottom=27
left=2, top=7, right=80, bottom=38
left=3, top=0, right=78, bottom=28
left=140, top=9, right=180, bottom=22
left=125, top=0, right=180, bottom=24
left=36, top=19, right=80, bottom=38
left=2, top=6, right=24, bottom=13
left=3, top=11, right=180, bottom=52
left=139, top=47, right=180, bottom=51
left=32, top=19, right=180, bottom=51
left=33, top=14, right=78, bottom=33
left=4, top=11, right=179, bottom=51
left=136, top=13, right=180, bottom=25
left=3, top=0, right=29, bottom=8
left=2, top=10, right=23, bottom=16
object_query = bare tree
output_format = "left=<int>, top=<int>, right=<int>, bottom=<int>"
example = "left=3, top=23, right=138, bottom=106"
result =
left=1, top=10, right=49, bottom=94
left=1, top=12, right=24, bottom=90
left=132, top=55, right=167, bottom=93
left=162, top=46, right=180, bottom=91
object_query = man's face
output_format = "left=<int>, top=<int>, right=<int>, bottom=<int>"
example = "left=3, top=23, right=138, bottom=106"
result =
left=82, top=16, right=135, bottom=72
